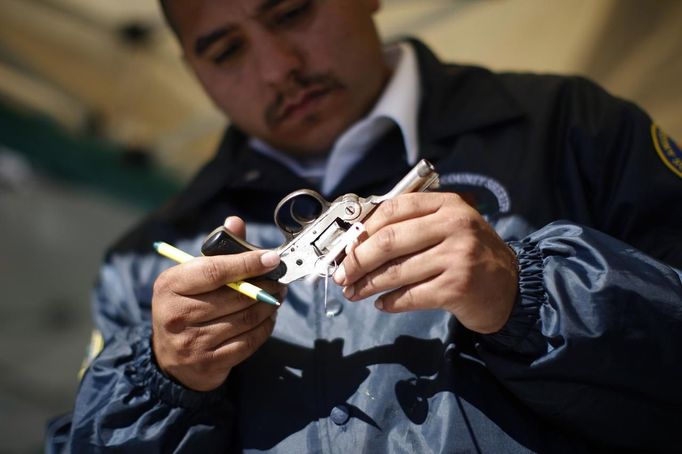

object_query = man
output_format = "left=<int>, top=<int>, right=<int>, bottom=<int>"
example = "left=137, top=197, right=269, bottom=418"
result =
left=48, top=0, right=682, bottom=452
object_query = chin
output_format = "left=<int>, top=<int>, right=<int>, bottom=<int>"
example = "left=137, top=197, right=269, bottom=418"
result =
left=277, top=126, right=346, bottom=157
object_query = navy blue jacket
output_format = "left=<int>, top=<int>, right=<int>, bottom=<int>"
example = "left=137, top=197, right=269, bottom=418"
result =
left=47, top=40, right=682, bottom=453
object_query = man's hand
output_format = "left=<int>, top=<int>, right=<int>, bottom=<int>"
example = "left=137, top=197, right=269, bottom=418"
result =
left=333, top=192, right=518, bottom=334
left=152, top=217, right=284, bottom=391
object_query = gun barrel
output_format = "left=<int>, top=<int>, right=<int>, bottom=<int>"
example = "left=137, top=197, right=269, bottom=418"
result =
left=372, top=159, right=439, bottom=203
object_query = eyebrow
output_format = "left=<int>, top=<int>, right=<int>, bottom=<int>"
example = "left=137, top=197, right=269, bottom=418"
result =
left=193, top=0, right=292, bottom=56
left=256, top=0, right=288, bottom=15
left=194, top=26, right=234, bottom=56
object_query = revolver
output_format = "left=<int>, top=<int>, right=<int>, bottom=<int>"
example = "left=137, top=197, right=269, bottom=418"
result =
left=201, top=159, right=440, bottom=284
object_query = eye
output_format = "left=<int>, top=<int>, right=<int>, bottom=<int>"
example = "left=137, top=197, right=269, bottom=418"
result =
left=272, top=0, right=313, bottom=28
left=212, top=40, right=244, bottom=64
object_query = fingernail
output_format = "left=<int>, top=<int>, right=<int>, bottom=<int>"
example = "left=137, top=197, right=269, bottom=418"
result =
left=334, top=264, right=346, bottom=284
left=223, top=216, right=239, bottom=231
left=374, top=299, right=384, bottom=311
left=260, top=251, right=280, bottom=267
left=343, top=285, right=355, bottom=299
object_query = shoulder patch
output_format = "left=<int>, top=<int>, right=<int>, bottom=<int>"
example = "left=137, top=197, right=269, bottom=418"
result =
left=651, top=124, right=682, bottom=179
left=78, top=329, right=104, bottom=380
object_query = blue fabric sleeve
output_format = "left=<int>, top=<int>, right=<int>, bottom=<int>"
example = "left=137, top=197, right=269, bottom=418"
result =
left=46, top=246, right=239, bottom=453
left=479, top=221, right=682, bottom=450
left=66, top=324, right=235, bottom=452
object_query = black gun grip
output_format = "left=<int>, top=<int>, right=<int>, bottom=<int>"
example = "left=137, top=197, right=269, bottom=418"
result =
left=201, top=228, right=286, bottom=281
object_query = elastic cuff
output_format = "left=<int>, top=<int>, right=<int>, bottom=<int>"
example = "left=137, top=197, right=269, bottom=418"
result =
left=479, top=240, right=547, bottom=356
left=128, top=325, right=230, bottom=410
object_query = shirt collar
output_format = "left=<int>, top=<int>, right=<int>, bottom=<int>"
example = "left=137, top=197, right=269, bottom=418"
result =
left=364, top=40, right=421, bottom=166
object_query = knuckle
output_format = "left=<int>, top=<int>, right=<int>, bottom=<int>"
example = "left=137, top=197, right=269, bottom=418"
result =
left=259, top=319, right=275, bottom=341
left=441, top=214, right=479, bottom=236
left=439, top=193, right=468, bottom=214
left=458, top=236, right=481, bottom=260
left=379, top=198, right=399, bottom=219
left=244, top=330, right=258, bottom=353
left=156, top=300, right=190, bottom=334
left=247, top=320, right=272, bottom=352
left=402, top=286, right=417, bottom=306
left=376, top=227, right=397, bottom=253
left=176, top=328, right=203, bottom=359
left=164, top=310, right=188, bottom=334
left=435, top=192, right=461, bottom=210
left=358, top=274, right=377, bottom=294
left=442, top=192, right=461, bottom=205
left=202, top=260, right=224, bottom=285
left=240, top=307, right=258, bottom=327
left=238, top=253, right=260, bottom=277
left=384, top=259, right=402, bottom=280
left=450, top=267, right=474, bottom=296
left=152, top=272, right=171, bottom=296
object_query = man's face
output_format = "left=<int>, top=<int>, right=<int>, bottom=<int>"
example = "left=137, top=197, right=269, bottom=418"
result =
left=168, top=0, right=389, bottom=156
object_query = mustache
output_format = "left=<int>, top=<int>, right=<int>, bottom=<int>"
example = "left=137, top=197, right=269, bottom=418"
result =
left=265, top=72, right=344, bottom=127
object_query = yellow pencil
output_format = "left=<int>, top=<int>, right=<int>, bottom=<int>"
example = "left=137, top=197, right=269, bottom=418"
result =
left=153, top=241, right=280, bottom=307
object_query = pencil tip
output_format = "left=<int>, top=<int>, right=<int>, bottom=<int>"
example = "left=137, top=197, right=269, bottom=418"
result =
left=258, top=292, right=281, bottom=307
left=153, top=241, right=161, bottom=251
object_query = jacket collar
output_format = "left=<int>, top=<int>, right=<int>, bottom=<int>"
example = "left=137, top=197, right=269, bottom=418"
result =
left=409, top=38, right=524, bottom=147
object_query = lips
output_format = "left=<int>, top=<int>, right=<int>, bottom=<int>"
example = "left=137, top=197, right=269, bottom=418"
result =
left=272, top=85, right=335, bottom=125
left=265, top=73, right=345, bottom=129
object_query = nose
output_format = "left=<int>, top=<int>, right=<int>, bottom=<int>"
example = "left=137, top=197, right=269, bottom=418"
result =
left=252, top=31, right=303, bottom=89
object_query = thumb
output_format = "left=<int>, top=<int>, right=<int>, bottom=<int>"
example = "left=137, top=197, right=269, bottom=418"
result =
left=224, top=216, right=247, bottom=240
left=175, top=250, right=281, bottom=294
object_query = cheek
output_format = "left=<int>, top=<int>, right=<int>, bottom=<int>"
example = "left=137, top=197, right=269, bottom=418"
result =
left=200, top=71, right=267, bottom=128
left=306, top=17, right=381, bottom=85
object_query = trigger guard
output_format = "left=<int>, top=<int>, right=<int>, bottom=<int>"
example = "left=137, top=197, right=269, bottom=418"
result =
left=274, top=189, right=329, bottom=236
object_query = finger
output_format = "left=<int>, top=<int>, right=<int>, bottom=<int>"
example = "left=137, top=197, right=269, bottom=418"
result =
left=363, top=192, right=460, bottom=235
left=212, top=316, right=276, bottom=368
left=159, top=314, right=276, bottom=391
left=336, top=213, right=444, bottom=286
left=161, top=278, right=284, bottom=325
left=373, top=278, right=440, bottom=313
left=162, top=290, right=255, bottom=329
left=204, top=302, right=278, bottom=348
left=157, top=251, right=281, bottom=295
left=343, top=249, right=443, bottom=301
left=167, top=280, right=285, bottom=330
left=224, top=216, right=247, bottom=240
